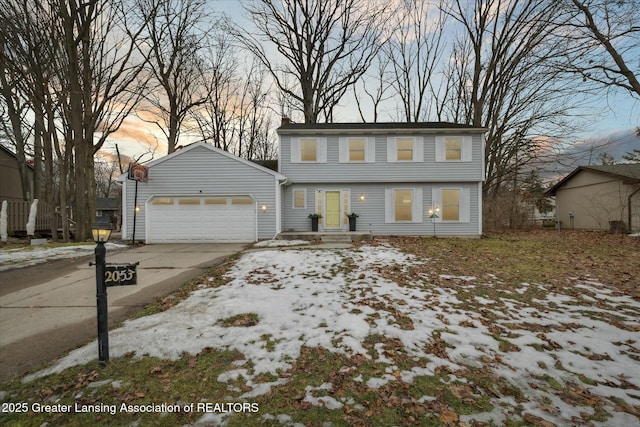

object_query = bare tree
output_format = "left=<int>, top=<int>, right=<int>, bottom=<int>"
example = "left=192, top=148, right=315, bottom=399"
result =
left=232, top=0, right=390, bottom=123
left=441, top=0, right=584, bottom=197
left=560, top=0, right=640, bottom=98
left=135, top=0, right=214, bottom=154
left=383, top=0, right=448, bottom=122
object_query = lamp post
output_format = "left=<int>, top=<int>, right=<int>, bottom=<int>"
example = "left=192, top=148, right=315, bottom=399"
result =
left=92, top=221, right=112, bottom=365
left=428, top=206, right=440, bottom=237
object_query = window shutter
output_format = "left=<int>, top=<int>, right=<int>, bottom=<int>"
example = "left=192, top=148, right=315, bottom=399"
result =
left=435, top=136, right=445, bottom=162
left=385, top=188, right=394, bottom=223
left=318, top=138, right=327, bottom=163
left=462, top=136, right=473, bottom=161
left=460, top=187, right=471, bottom=222
left=412, top=188, right=423, bottom=223
left=291, top=138, right=301, bottom=163
left=339, top=137, right=348, bottom=163
left=387, top=137, right=397, bottom=162
left=365, top=137, right=376, bottom=162
left=414, top=137, right=424, bottom=162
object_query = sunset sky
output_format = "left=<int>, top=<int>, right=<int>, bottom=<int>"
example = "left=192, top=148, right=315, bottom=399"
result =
left=101, top=0, right=639, bottom=169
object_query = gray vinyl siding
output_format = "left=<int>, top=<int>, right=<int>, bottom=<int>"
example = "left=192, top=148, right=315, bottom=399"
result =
left=280, top=133, right=485, bottom=183
left=282, top=183, right=481, bottom=236
left=122, top=144, right=280, bottom=241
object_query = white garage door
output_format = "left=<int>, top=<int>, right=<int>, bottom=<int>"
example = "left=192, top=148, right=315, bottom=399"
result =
left=146, top=196, right=256, bottom=243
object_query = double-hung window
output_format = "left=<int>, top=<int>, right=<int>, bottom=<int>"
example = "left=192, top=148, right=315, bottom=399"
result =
left=387, top=136, right=423, bottom=162
left=436, top=136, right=472, bottom=162
left=291, top=137, right=327, bottom=163
left=339, top=137, right=375, bottom=162
left=385, top=188, right=423, bottom=223
left=432, top=187, right=470, bottom=223
left=293, top=189, right=306, bottom=209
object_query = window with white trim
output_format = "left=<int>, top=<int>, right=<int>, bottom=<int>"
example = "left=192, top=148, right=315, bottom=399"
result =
left=291, top=137, right=327, bottom=163
left=349, top=138, right=365, bottom=161
left=387, top=136, right=423, bottom=162
left=436, top=136, right=472, bottom=161
left=293, top=189, right=306, bottom=209
left=301, top=138, right=317, bottom=161
left=395, top=189, right=413, bottom=221
left=385, top=188, right=423, bottom=223
left=441, top=189, right=460, bottom=221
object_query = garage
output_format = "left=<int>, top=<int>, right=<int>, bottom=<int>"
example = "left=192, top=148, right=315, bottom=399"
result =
left=146, top=195, right=257, bottom=243
left=119, top=142, right=285, bottom=244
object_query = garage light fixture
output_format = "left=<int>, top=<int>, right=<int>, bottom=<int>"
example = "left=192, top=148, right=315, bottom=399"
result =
left=261, top=204, right=267, bottom=212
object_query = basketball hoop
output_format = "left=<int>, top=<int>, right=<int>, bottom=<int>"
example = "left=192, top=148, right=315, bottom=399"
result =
left=128, top=163, right=149, bottom=182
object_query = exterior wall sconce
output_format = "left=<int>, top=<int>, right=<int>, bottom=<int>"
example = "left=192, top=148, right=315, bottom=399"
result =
left=359, top=193, right=365, bottom=201
left=428, top=206, right=440, bottom=237
left=135, top=205, right=140, bottom=212
left=261, top=204, right=267, bottom=212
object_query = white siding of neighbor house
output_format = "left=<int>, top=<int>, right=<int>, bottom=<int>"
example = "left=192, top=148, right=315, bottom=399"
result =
left=279, top=133, right=485, bottom=183
left=282, top=182, right=481, bottom=236
left=121, top=144, right=281, bottom=242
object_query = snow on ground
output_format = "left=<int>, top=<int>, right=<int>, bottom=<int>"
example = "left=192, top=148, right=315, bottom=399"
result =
left=0, top=242, right=127, bottom=271
left=21, top=242, right=640, bottom=426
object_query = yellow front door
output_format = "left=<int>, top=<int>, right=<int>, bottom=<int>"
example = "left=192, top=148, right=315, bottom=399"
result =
left=325, top=191, right=341, bottom=229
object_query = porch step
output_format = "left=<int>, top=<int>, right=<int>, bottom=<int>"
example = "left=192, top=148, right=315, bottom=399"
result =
left=278, top=231, right=372, bottom=242
left=321, top=234, right=353, bottom=243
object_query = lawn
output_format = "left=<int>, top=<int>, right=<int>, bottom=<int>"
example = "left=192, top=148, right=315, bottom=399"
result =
left=1, top=230, right=638, bottom=426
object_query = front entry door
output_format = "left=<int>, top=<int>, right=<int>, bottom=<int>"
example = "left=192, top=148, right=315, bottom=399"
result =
left=325, top=191, right=341, bottom=229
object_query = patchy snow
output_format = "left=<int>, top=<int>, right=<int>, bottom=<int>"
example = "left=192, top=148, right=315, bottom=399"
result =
left=17, top=241, right=640, bottom=426
left=0, top=242, right=128, bottom=271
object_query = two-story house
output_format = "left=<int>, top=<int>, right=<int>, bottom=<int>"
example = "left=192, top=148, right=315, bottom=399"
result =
left=118, top=121, right=486, bottom=243
left=278, top=121, right=486, bottom=237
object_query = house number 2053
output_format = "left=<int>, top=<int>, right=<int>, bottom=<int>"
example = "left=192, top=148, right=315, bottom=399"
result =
left=104, top=265, right=137, bottom=286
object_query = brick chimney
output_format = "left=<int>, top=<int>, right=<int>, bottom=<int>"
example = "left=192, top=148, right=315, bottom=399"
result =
left=281, top=115, right=291, bottom=126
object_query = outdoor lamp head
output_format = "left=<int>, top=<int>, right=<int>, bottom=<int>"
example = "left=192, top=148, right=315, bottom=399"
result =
left=92, top=222, right=113, bottom=243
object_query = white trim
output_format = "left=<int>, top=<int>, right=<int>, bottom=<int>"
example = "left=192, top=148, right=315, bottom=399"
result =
left=116, top=141, right=285, bottom=181
left=292, top=188, right=307, bottom=209
left=435, top=136, right=472, bottom=162
left=387, top=136, right=423, bottom=162
left=339, top=136, right=375, bottom=163
left=291, top=137, right=327, bottom=163
left=478, top=182, right=483, bottom=234
left=385, top=187, right=423, bottom=223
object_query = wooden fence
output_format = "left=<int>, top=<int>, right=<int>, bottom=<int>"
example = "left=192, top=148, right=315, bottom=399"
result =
left=2, top=200, right=54, bottom=235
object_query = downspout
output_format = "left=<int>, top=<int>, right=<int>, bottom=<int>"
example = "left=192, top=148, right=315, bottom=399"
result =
left=273, top=177, right=290, bottom=240
left=629, top=186, right=640, bottom=232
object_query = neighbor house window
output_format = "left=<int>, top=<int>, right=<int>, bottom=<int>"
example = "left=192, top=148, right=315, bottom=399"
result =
left=394, top=189, right=413, bottom=221
left=445, top=138, right=462, bottom=160
left=396, top=138, right=413, bottom=161
left=301, top=138, right=317, bottom=161
left=349, top=138, right=365, bottom=161
left=441, top=189, right=460, bottom=221
left=293, top=189, right=306, bottom=209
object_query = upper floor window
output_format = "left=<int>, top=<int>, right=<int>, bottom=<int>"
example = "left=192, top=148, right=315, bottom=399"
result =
left=387, top=136, right=423, bottom=162
left=339, top=137, right=375, bottom=162
left=436, top=136, right=472, bottom=161
left=301, top=138, right=317, bottom=161
left=349, top=138, right=365, bottom=161
left=291, top=137, right=327, bottom=163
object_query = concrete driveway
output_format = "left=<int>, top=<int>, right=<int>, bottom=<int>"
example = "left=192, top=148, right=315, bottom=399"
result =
left=0, top=243, right=245, bottom=382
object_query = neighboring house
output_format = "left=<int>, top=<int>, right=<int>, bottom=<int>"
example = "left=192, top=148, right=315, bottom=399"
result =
left=545, top=164, right=640, bottom=232
left=118, top=142, right=286, bottom=243
left=96, top=197, right=120, bottom=229
left=277, top=121, right=486, bottom=237
left=0, top=144, right=32, bottom=203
